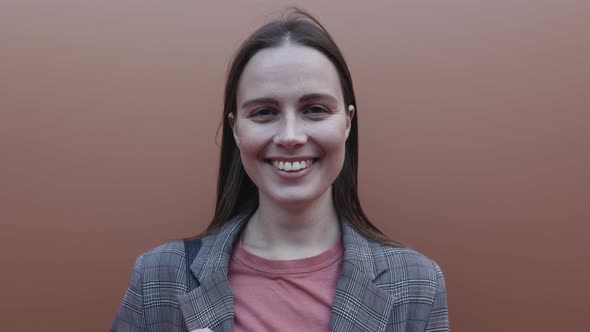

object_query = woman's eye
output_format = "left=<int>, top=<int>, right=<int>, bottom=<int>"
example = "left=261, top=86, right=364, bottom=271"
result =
left=252, top=108, right=275, bottom=117
left=305, top=105, right=329, bottom=115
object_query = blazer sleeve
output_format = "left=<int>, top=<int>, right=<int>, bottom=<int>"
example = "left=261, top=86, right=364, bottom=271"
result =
left=424, top=261, right=450, bottom=331
left=110, top=254, right=146, bottom=332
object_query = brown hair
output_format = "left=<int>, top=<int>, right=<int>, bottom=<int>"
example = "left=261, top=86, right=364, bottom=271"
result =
left=201, top=8, right=398, bottom=246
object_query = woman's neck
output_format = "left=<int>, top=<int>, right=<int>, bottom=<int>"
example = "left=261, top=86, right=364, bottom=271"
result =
left=241, top=189, right=340, bottom=260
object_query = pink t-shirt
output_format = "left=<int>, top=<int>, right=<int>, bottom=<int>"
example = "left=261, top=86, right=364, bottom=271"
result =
left=228, top=237, right=344, bottom=332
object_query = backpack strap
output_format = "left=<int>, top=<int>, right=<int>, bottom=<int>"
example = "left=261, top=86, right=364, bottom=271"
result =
left=183, top=238, right=202, bottom=292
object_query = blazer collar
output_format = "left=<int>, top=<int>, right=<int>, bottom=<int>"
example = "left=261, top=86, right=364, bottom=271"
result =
left=329, top=222, right=395, bottom=331
left=178, top=212, right=251, bottom=332
left=178, top=213, right=395, bottom=332
left=190, top=212, right=252, bottom=280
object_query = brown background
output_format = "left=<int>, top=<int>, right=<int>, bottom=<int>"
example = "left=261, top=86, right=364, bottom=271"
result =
left=1, top=0, right=589, bottom=331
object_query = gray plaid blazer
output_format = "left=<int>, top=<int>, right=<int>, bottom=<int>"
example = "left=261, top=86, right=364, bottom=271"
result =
left=111, top=213, right=449, bottom=331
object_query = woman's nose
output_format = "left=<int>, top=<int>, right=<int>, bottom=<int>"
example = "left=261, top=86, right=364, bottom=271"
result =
left=273, top=113, right=307, bottom=149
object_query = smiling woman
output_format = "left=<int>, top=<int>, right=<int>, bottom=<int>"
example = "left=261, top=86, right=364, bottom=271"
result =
left=111, top=8, right=449, bottom=332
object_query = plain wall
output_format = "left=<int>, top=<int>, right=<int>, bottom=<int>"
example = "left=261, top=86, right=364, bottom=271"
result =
left=1, top=1, right=589, bottom=331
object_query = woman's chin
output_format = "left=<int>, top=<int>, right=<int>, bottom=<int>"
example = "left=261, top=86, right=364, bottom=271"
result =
left=261, top=187, right=331, bottom=210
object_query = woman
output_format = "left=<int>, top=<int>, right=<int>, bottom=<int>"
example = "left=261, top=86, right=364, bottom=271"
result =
left=111, top=8, right=449, bottom=332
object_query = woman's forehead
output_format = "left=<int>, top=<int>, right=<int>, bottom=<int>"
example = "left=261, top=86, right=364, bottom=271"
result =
left=236, top=44, right=343, bottom=105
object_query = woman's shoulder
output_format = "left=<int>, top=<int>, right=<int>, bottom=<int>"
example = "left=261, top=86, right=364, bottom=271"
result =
left=131, top=240, right=188, bottom=283
left=368, top=240, right=445, bottom=283
left=342, top=222, right=445, bottom=284
left=140, top=240, right=186, bottom=261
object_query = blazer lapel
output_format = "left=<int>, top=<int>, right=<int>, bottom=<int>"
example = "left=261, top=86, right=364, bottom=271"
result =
left=178, top=213, right=251, bottom=332
left=329, top=222, right=396, bottom=332
left=178, top=269, right=234, bottom=332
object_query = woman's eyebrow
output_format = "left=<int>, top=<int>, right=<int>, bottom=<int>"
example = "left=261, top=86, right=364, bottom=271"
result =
left=241, top=97, right=279, bottom=109
left=299, top=93, right=338, bottom=104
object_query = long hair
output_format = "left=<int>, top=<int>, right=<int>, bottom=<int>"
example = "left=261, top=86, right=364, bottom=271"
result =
left=201, top=8, right=398, bottom=245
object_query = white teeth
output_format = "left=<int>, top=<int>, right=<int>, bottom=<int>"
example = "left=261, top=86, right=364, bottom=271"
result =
left=271, top=159, right=314, bottom=172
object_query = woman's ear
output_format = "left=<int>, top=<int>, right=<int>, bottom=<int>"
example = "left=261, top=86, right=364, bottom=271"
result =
left=345, top=105, right=355, bottom=139
left=228, top=113, right=240, bottom=147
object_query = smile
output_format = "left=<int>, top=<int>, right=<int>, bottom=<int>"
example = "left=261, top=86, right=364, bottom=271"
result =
left=269, top=159, right=315, bottom=172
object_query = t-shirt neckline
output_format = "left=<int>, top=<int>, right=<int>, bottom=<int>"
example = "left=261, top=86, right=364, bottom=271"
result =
left=232, top=236, right=344, bottom=275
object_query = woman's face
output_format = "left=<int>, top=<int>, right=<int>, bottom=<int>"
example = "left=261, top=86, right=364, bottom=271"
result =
left=231, top=43, right=354, bottom=208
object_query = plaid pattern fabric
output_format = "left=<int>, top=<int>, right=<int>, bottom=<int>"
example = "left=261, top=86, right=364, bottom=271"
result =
left=111, top=213, right=449, bottom=331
